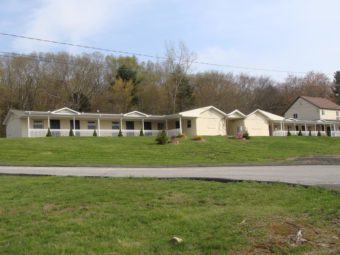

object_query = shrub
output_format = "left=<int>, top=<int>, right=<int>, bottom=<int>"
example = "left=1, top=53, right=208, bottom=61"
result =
left=309, top=130, right=312, bottom=136
left=118, top=129, right=123, bottom=137
left=287, top=130, right=291, bottom=136
left=192, top=135, right=204, bottom=141
left=46, top=128, right=52, bottom=137
left=243, top=131, right=250, bottom=140
left=156, top=130, right=169, bottom=145
left=69, top=128, right=74, bottom=137
left=93, top=130, right=97, bottom=137
left=317, top=130, right=321, bottom=136
left=139, top=129, right=144, bottom=136
left=298, top=130, right=302, bottom=136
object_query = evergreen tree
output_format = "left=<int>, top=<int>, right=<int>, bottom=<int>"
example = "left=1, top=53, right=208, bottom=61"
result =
left=333, top=71, right=340, bottom=104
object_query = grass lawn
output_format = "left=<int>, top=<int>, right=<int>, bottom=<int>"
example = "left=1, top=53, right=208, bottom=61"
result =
left=0, top=176, right=339, bottom=254
left=0, top=136, right=339, bottom=166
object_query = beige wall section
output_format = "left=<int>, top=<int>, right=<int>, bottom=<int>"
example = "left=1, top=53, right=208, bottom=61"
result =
left=227, top=119, right=245, bottom=136
left=285, top=98, right=320, bottom=120
left=196, top=109, right=226, bottom=136
left=182, top=118, right=197, bottom=136
left=244, top=112, right=270, bottom=136
left=6, top=114, right=24, bottom=137
left=320, top=109, right=338, bottom=120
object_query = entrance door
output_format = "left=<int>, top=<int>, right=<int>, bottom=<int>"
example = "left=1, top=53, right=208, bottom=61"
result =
left=268, top=125, right=273, bottom=136
left=126, top=121, right=134, bottom=130
left=50, top=119, right=61, bottom=136
left=126, top=121, right=135, bottom=136
left=326, top=126, right=331, bottom=136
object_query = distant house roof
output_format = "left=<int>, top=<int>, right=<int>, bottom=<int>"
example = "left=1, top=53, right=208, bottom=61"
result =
left=285, top=96, right=340, bottom=113
left=247, top=109, right=284, bottom=121
left=300, top=96, right=340, bottom=110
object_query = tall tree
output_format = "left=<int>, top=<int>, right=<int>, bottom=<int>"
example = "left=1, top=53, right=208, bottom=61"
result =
left=333, top=71, right=340, bottom=104
left=163, top=42, right=196, bottom=113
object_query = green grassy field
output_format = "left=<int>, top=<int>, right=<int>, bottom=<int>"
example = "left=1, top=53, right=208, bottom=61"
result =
left=0, top=136, right=339, bottom=166
left=0, top=176, right=339, bottom=254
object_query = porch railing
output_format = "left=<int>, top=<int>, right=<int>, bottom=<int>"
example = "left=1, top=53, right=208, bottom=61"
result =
left=273, top=130, right=327, bottom=136
left=331, top=131, right=340, bottom=137
left=29, top=128, right=181, bottom=138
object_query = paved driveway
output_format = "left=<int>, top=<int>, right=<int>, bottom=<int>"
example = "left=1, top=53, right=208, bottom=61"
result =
left=0, top=165, right=339, bottom=187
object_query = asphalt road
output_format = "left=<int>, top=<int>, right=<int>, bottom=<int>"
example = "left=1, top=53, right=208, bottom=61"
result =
left=0, top=165, right=339, bottom=188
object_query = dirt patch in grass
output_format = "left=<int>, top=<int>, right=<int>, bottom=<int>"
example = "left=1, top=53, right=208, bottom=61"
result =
left=244, top=217, right=340, bottom=254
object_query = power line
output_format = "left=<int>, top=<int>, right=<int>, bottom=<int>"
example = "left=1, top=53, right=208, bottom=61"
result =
left=0, top=32, right=313, bottom=75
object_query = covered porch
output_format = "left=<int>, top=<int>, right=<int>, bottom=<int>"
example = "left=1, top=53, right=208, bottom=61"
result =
left=272, top=119, right=340, bottom=137
left=26, top=108, right=182, bottom=138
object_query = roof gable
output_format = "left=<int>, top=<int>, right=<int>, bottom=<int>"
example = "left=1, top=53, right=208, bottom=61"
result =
left=52, top=107, right=80, bottom=115
left=227, top=109, right=246, bottom=119
left=247, top=109, right=284, bottom=121
left=124, top=111, right=148, bottom=117
left=179, top=106, right=227, bottom=117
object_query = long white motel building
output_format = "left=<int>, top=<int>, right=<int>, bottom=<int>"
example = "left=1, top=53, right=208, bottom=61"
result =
left=2, top=96, right=340, bottom=138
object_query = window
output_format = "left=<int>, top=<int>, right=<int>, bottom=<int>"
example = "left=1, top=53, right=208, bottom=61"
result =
left=33, top=120, right=43, bottom=129
left=144, top=122, right=152, bottom=130
left=321, top=110, right=325, bottom=115
left=157, top=123, right=164, bottom=130
left=112, top=121, right=120, bottom=130
left=126, top=121, right=134, bottom=130
left=293, top=113, right=298, bottom=119
left=337, top=111, right=340, bottom=117
left=175, top=121, right=180, bottom=129
left=87, top=121, right=96, bottom=129
left=187, top=120, right=191, bottom=128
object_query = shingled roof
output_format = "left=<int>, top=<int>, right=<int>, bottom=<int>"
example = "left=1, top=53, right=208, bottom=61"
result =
left=300, top=96, right=340, bottom=110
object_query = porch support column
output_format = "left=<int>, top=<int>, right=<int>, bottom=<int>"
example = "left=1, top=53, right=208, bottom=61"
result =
left=120, top=117, right=123, bottom=131
left=73, top=116, right=75, bottom=131
left=179, top=116, right=182, bottom=135
left=27, top=115, right=30, bottom=138
left=142, top=118, right=144, bottom=133
left=47, top=113, right=50, bottom=129
left=165, top=119, right=168, bottom=136
left=97, top=115, right=101, bottom=137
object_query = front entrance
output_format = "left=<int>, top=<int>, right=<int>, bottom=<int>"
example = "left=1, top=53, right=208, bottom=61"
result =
left=126, top=121, right=135, bottom=136
left=50, top=119, right=61, bottom=136
left=126, top=121, right=134, bottom=130
left=326, top=126, right=331, bottom=136
left=269, top=124, right=273, bottom=136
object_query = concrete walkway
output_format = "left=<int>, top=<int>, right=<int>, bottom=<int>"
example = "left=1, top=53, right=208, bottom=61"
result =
left=0, top=165, right=340, bottom=187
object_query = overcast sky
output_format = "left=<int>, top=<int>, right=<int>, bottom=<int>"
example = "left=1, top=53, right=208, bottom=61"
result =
left=1, top=0, right=340, bottom=81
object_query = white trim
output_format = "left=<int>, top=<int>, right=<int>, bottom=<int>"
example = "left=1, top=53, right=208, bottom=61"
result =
left=51, top=107, right=80, bottom=115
